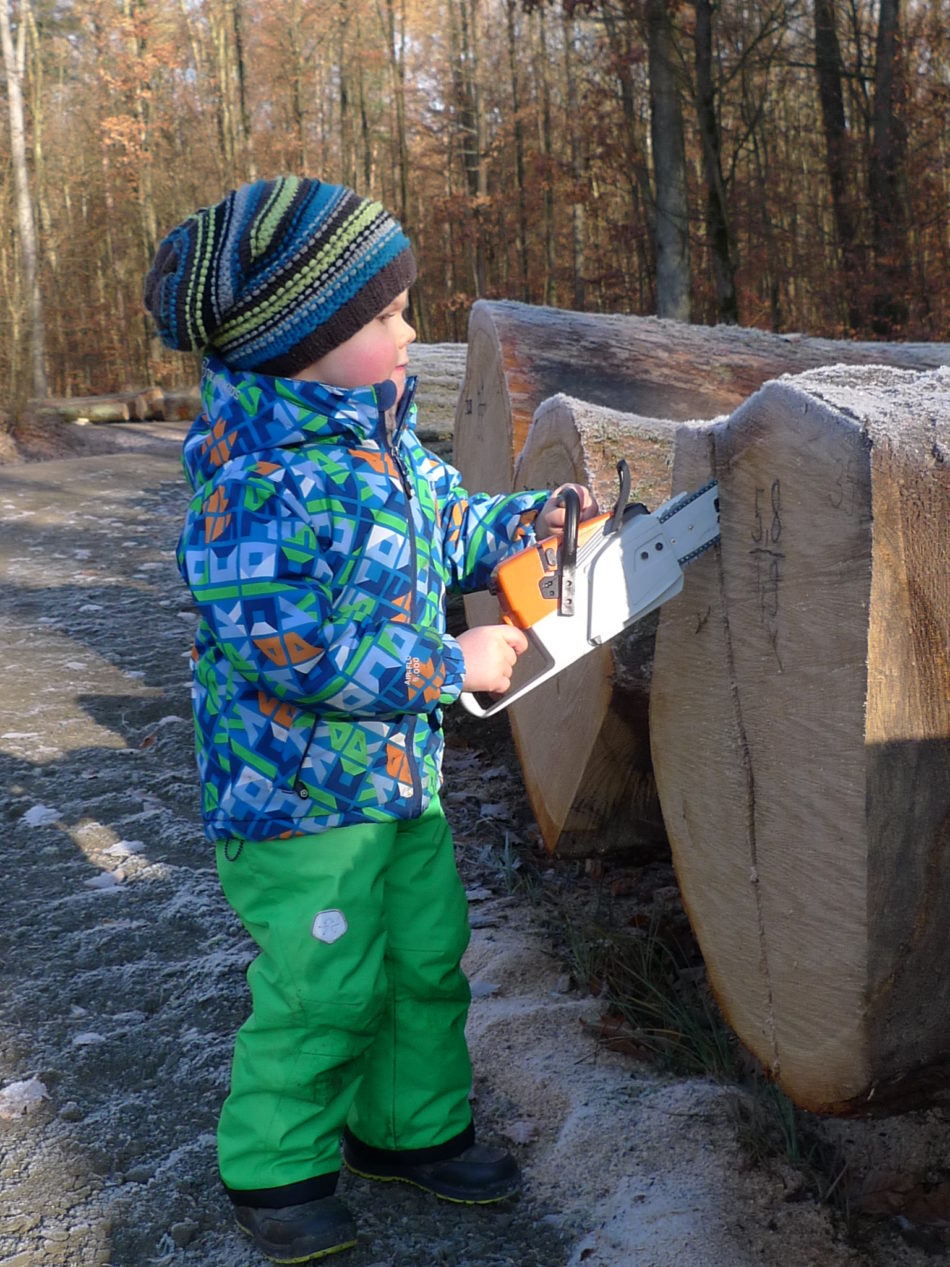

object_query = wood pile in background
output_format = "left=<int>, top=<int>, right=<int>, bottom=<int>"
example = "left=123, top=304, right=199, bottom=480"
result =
left=28, top=384, right=201, bottom=424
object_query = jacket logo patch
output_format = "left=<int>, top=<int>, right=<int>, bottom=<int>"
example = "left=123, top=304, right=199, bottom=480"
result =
left=311, top=909, right=348, bottom=944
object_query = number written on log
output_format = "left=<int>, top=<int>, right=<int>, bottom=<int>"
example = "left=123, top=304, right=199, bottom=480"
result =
left=750, top=480, right=784, bottom=671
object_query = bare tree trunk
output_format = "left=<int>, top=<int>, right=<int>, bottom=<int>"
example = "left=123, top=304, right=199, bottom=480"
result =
left=230, top=0, right=256, bottom=180
left=124, top=0, right=159, bottom=383
left=562, top=10, right=585, bottom=309
left=356, top=5, right=373, bottom=190
left=693, top=0, right=738, bottom=323
left=869, top=0, right=911, bottom=335
left=1, top=0, right=47, bottom=400
left=450, top=0, right=487, bottom=295
left=287, top=0, right=309, bottom=171
left=600, top=6, right=656, bottom=309
left=505, top=0, right=530, bottom=301
left=535, top=4, right=557, bottom=306
left=647, top=0, right=691, bottom=322
left=377, top=0, right=410, bottom=226
left=814, top=0, right=862, bottom=331
left=336, top=3, right=354, bottom=186
left=211, top=0, right=237, bottom=182
left=177, top=0, right=204, bottom=78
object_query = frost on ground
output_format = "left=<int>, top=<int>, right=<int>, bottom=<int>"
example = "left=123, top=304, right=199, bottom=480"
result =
left=1, top=351, right=949, bottom=1267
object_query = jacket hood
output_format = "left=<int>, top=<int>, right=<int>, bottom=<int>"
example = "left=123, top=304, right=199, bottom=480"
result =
left=181, top=354, right=415, bottom=490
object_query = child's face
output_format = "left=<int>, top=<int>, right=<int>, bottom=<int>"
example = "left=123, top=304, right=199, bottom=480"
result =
left=292, top=290, right=416, bottom=401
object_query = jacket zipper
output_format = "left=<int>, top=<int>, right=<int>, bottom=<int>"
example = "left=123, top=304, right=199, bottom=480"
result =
left=383, top=400, right=423, bottom=815
left=292, top=717, right=320, bottom=800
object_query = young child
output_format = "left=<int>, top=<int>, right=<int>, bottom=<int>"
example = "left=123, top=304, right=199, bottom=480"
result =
left=144, top=175, right=596, bottom=1264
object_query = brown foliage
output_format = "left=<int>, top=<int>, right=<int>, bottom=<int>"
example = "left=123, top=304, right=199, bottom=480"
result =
left=0, top=0, right=947, bottom=412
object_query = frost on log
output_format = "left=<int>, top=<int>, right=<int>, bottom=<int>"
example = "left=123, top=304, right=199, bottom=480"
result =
left=649, top=365, right=950, bottom=1114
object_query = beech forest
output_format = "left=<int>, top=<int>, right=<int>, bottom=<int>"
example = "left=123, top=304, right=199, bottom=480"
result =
left=0, top=0, right=947, bottom=417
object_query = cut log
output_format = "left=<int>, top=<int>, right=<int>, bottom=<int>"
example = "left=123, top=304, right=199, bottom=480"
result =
left=128, top=385, right=165, bottom=421
left=28, top=396, right=131, bottom=424
left=162, top=385, right=202, bottom=420
left=27, top=386, right=168, bottom=425
left=649, top=364, right=950, bottom=1114
left=453, top=299, right=950, bottom=496
left=498, top=393, right=690, bottom=856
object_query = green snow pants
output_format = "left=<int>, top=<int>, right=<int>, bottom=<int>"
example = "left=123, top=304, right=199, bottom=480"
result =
left=214, top=797, right=473, bottom=1200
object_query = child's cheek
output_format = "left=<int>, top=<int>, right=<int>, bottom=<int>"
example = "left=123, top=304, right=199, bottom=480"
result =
left=341, top=337, right=393, bottom=385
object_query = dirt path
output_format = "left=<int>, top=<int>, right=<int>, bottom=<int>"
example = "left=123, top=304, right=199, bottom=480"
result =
left=0, top=353, right=946, bottom=1267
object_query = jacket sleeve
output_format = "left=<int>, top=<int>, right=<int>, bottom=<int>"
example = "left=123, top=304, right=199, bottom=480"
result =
left=421, top=449, right=548, bottom=593
left=177, top=470, right=466, bottom=716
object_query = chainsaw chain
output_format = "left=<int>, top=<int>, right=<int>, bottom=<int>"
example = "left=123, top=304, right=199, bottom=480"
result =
left=657, top=479, right=720, bottom=567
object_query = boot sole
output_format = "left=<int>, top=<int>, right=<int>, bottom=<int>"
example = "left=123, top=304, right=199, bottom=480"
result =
left=235, top=1218, right=357, bottom=1264
left=343, top=1159, right=520, bottom=1205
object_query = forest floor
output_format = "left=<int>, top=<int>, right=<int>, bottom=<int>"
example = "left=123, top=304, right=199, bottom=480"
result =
left=2, top=346, right=950, bottom=1267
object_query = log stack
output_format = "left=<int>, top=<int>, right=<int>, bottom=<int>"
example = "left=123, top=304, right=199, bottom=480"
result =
left=27, top=384, right=201, bottom=424
left=454, top=299, right=950, bottom=495
left=649, top=364, right=950, bottom=1113
left=453, top=300, right=950, bottom=858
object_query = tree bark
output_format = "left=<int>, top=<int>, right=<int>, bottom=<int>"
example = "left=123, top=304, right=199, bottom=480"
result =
left=506, top=0, right=530, bottom=302
left=230, top=0, right=255, bottom=181
left=1, top=0, right=47, bottom=401
left=693, top=0, right=738, bottom=324
left=869, top=0, right=911, bottom=335
left=650, top=365, right=950, bottom=1113
left=450, top=0, right=487, bottom=296
left=647, top=0, right=691, bottom=322
left=534, top=3, right=557, bottom=307
left=561, top=10, right=586, bottom=310
left=813, top=0, right=862, bottom=330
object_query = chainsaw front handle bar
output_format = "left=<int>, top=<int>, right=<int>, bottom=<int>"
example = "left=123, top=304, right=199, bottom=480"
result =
left=558, top=486, right=581, bottom=617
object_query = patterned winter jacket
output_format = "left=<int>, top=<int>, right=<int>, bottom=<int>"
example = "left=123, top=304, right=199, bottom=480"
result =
left=177, top=356, right=547, bottom=844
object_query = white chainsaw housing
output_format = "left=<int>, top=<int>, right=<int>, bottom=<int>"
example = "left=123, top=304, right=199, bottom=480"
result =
left=460, top=483, right=718, bottom=718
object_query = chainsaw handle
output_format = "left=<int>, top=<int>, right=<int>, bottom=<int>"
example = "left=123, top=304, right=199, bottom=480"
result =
left=608, top=460, right=631, bottom=535
left=558, top=486, right=581, bottom=616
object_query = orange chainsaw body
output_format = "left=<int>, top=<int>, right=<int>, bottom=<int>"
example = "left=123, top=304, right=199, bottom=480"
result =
left=490, top=511, right=612, bottom=630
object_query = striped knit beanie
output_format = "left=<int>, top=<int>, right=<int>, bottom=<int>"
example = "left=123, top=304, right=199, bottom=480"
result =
left=143, top=176, right=417, bottom=376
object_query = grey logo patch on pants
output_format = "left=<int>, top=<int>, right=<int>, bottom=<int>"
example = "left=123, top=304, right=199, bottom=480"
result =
left=311, top=909, right=348, bottom=944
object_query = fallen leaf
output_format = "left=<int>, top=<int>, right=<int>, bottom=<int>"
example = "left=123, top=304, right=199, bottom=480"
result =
left=854, top=1169, right=916, bottom=1217
left=903, top=1183, right=950, bottom=1227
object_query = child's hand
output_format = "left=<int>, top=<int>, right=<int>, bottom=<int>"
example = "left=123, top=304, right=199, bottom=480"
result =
left=535, top=484, right=599, bottom=541
left=457, top=625, right=528, bottom=695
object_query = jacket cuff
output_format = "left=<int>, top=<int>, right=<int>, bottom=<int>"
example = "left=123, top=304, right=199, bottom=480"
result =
left=438, top=633, right=466, bottom=705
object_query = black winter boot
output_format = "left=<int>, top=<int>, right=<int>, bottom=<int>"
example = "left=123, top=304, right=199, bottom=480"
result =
left=232, top=1196, right=357, bottom=1263
left=342, top=1127, right=521, bottom=1204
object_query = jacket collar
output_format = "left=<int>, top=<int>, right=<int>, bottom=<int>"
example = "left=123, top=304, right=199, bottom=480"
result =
left=182, top=355, right=418, bottom=486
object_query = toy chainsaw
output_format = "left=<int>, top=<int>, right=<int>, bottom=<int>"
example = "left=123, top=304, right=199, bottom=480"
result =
left=460, top=460, right=720, bottom=718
